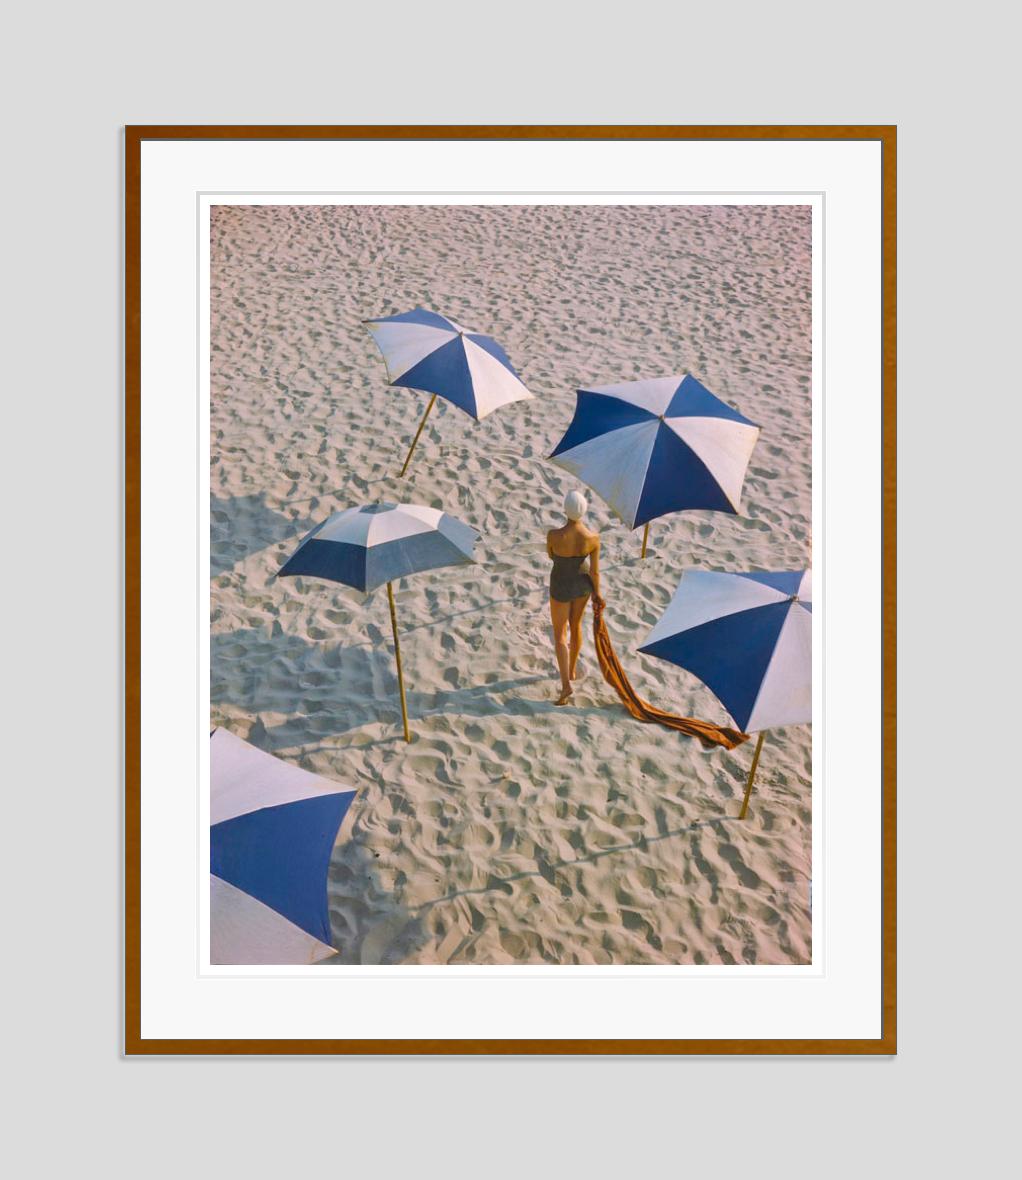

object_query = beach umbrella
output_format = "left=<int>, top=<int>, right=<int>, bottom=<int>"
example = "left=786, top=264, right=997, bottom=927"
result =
left=364, top=306, right=533, bottom=475
left=210, top=727, right=356, bottom=964
left=639, top=568, right=811, bottom=817
left=278, top=502, right=479, bottom=741
left=549, top=374, right=759, bottom=557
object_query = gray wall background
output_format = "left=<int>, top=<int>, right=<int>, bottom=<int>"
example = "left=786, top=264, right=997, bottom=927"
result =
left=4, top=2, right=1013, bottom=1175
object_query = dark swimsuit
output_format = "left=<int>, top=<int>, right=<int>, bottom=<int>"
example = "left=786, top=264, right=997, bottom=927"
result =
left=549, top=552, right=594, bottom=603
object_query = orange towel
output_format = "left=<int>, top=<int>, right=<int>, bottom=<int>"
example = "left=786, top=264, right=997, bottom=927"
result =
left=591, top=596, right=749, bottom=751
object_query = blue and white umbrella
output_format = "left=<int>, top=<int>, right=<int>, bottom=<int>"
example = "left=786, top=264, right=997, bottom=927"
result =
left=639, top=568, right=811, bottom=817
left=364, top=306, right=533, bottom=474
left=550, top=374, right=760, bottom=555
left=278, top=502, right=479, bottom=740
left=210, top=728, right=356, bottom=964
left=278, top=502, right=477, bottom=592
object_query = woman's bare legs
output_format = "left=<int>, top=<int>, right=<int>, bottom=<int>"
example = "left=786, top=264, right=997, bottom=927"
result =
left=568, top=594, right=590, bottom=679
left=549, top=598, right=573, bottom=703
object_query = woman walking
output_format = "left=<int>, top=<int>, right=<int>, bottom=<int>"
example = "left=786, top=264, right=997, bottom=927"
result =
left=547, top=490, right=601, bottom=705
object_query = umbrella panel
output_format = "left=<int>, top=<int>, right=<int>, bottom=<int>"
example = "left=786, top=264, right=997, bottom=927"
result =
left=211, top=792, right=354, bottom=945
left=640, top=600, right=792, bottom=733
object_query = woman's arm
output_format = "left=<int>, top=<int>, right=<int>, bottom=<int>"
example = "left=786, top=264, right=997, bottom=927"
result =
left=546, top=530, right=555, bottom=559
left=589, top=538, right=601, bottom=600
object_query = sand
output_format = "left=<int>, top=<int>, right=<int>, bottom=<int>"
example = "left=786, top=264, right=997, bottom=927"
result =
left=210, top=203, right=812, bottom=966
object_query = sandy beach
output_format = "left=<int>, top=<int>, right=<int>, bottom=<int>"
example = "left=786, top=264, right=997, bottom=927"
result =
left=210, top=202, right=812, bottom=966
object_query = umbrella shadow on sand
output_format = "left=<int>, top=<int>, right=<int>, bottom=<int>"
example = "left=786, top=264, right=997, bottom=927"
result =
left=325, top=838, right=433, bottom=965
left=408, top=675, right=611, bottom=726
left=213, top=625, right=610, bottom=750
left=210, top=493, right=315, bottom=577
left=211, top=628, right=403, bottom=748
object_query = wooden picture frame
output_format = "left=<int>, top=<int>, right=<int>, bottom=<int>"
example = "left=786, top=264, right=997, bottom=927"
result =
left=126, top=125, right=895, bottom=1054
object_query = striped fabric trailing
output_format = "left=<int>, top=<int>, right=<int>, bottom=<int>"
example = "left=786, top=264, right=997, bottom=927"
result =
left=364, top=306, right=533, bottom=420
left=550, top=374, right=760, bottom=529
left=591, top=596, right=749, bottom=750
left=639, top=569, right=812, bottom=734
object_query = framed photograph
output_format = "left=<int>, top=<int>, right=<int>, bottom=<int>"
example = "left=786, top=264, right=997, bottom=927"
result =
left=126, top=125, right=895, bottom=1053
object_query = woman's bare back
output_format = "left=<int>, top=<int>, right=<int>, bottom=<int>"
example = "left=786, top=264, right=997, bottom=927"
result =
left=547, top=520, right=598, bottom=558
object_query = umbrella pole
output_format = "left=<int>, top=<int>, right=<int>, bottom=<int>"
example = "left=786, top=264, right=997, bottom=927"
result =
left=387, top=581, right=411, bottom=742
left=738, top=732, right=766, bottom=819
left=400, top=393, right=438, bottom=477
left=641, top=522, right=650, bottom=559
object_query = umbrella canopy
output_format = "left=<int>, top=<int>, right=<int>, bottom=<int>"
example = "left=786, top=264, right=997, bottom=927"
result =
left=278, top=502, right=478, bottom=592
left=364, top=306, right=533, bottom=420
left=210, top=728, right=356, bottom=964
left=638, top=569, right=811, bottom=733
left=549, top=374, right=760, bottom=529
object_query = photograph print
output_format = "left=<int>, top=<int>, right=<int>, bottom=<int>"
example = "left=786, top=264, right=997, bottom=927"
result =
left=209, top=201, right=813, bottom=968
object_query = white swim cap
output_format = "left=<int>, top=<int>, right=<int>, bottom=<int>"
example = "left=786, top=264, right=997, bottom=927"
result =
left=564, top=490, right=588, bottom=520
